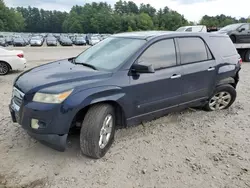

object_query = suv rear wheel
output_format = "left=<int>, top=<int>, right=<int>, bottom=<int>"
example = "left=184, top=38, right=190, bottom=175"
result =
left=80, top=104, right=115, bottom=159
left=244, top=50, right=250, bottom=62
left=204, top=84, right=236, bottom=111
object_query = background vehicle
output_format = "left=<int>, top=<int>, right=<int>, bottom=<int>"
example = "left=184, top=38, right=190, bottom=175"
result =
left=217, top=23, right=250, bottom=62
left=30, top=36, right=43, bottom=46
left=74, top=37, right=86, bottom=45
left=0, top=38, right=8, bottom=47
left=22, top=37, right=30, bottom=46
left=89, top=36, right=100, bottom=45
left=176, top=25, right=207, bottom=32
left=46, top=36, right=57, bottom=46
left=5, top=37, right=13, bottom=45
left=13, top=38, right=26, bottom=47
left=0, top=47, right=26, bottom=75
left=9, top=32, right=241, bottom=159
left=59, top=37, right=73, bottom=46
left=217, top=23, right=250, bottom=43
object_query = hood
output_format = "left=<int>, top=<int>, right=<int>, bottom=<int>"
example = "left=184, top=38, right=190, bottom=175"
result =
left=15, top=59, right=112, bottom=93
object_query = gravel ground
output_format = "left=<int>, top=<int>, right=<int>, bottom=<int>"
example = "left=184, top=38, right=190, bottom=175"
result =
left=0, top=47, right=250, bottom=188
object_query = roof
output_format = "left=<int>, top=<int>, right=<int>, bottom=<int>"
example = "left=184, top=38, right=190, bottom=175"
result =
left=112, top=30, right=227, bottom=40
left=113, top=31, right=174, bottom=40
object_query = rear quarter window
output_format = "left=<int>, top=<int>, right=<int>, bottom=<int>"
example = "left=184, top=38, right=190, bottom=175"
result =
left=209, top=36, right=237, bottom=57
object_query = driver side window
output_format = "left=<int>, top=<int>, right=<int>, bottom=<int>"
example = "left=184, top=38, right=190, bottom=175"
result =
left=239, top=24, right=250, bottom=31
left=138, top=39, right=177, bottom=70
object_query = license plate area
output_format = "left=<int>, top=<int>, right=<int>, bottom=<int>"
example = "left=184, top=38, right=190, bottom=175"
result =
left=10, top=101, right=20, bottom=123
left=10, top=107, right=18, bottom=123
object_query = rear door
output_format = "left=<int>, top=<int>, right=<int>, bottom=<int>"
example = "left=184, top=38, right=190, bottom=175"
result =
left=177, top=37, right=217, bottom=104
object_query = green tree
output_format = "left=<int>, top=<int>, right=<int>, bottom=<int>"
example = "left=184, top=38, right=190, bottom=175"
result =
left=139, top=3, right=156, bottom=18
left=137, top=13, right=154, bottom=30
left=127, top=26, right=133, bottom=32
left=0, top=0, right=25, bottom=31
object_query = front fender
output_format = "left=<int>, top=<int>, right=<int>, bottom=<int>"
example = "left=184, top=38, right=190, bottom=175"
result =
left=67, top=85, right=127, bottom=116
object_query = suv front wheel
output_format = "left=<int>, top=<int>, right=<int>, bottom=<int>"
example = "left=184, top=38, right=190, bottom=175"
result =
left=204, top=84, right=236, bottom=111
left=80, top=104, right=115, bottom=159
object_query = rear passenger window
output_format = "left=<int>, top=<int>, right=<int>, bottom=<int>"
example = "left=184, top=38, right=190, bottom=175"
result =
left=178, top=37, right=211, bottom=64
left=138, top=39, right=177, bottom=70
left=209, top=36, right=238, bottom=57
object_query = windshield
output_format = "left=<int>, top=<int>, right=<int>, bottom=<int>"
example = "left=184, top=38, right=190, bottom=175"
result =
left=31, top=37, right=41, bottom=40
left=75, top=37, right=146, bottom=71
left=220, top=23, right=243, bottom=31
left=77, top=37, right=84, bottom=40
left=15, top=38, right=24, bottom=42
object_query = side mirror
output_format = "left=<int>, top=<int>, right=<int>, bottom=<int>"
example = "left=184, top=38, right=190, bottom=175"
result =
left=131, top=63, right=155, bottom=74
left=239, top=28, right=245, bottom=32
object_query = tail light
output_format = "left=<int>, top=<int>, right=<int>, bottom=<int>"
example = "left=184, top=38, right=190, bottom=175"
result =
left=17, top=54, right=24, bottom=58
left=239, top=58, right=243, bottom=65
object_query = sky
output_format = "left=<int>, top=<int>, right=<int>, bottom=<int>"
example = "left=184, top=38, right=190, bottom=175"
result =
left=4, top=0, right=250, bottom=22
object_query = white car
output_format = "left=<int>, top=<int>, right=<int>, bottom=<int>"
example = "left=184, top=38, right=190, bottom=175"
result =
left=89, top=36, right=101, bottom=46
left=176, top=25, right=207, bottom=32
left=0, top=48, right=27, bottom=75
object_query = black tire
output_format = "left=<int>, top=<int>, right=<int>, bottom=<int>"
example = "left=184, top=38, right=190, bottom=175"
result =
left=80, top=104, right=115, bottom=159
left=0, top=62, right=10, bottom=75
left=230, top=35, right=236, bottom=43
left=204, top=84, right=236, bottom=111
left=244, top=50, right=250, bottom=62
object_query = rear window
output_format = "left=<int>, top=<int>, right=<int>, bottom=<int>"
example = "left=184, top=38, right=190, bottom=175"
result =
left=209, top=36, right=237, bottom=57
left=178, top=37, right=211, bottom=64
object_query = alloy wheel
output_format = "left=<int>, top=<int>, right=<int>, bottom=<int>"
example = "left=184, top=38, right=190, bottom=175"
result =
left=209, top=91, right=232, bottom=110
left=99, top=114, right=113, bottom=149
left=0, top=62, right=9, bottom=75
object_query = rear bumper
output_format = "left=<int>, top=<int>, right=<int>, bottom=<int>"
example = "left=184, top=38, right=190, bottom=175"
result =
left=11, top=58, right=26, bottom=70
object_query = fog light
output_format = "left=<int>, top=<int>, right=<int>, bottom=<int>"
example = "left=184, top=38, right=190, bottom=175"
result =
left=31, top=119, right=39, bottom=129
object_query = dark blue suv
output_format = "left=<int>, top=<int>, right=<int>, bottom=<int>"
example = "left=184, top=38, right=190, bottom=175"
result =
left=9, top=31, right=241, bottom=158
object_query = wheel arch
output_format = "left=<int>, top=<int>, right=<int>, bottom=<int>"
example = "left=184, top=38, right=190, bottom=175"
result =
left=216, top=77, right=236, bottom=88
left=0, top=60, right=12, bottom=70
left=71, top=100, right=127, bottom=130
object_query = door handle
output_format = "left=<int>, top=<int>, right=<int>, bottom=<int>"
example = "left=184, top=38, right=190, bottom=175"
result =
left=171, top=74, right=181, bottom=79
left=207, top=67, right=215, bottom=71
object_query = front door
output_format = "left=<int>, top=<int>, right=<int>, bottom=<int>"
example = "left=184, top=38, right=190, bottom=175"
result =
left=128, top=38, right=183, bottom=118
left=176, top=37, right=217, bottom=104
left=237, top=24, right=250, bottom=43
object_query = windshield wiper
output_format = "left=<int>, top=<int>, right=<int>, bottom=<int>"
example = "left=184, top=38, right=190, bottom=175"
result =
left=75, top=62, right=97, bottom=70
left=70, top=57, right=97, bottom=70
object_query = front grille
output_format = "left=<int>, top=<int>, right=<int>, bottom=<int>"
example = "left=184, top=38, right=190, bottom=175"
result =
left=12, top=87, right=24, bottom=107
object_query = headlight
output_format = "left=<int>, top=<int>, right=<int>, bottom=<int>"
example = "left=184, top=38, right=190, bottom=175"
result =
left=33, top=89, right=73, bottom=104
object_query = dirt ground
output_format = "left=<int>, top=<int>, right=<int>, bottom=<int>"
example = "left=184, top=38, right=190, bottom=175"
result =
left=0, top=47, right=249, bottom=188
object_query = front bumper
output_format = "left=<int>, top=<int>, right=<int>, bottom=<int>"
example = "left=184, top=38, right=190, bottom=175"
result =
left=47, top=43, right=57, bottom=46
left=28, top=131, right=68, bottom=151
left=30, top=43, right=42, bottom=46
left=9, top=97, right=76, bottom=151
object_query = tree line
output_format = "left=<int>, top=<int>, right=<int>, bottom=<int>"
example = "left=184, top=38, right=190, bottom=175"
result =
left=1, top=0, right=250, bottom=33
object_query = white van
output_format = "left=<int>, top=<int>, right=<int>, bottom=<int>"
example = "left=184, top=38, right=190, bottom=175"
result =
left=176, top=25, right=207, bottom=32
